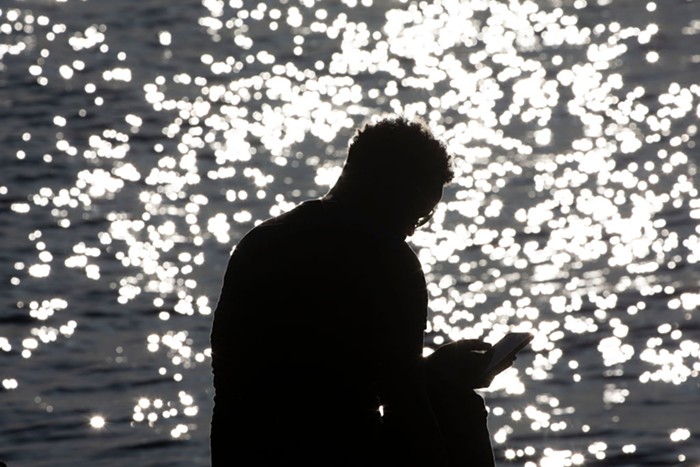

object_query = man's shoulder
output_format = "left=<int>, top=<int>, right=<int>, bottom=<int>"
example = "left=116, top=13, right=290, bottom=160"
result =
left=253, top=199, right=321, bottom=233
left=267, top=199, right=322, bottom=226
left=233, top=199, right=417, bottom=263
left=235, top=200, right=322, bottom=248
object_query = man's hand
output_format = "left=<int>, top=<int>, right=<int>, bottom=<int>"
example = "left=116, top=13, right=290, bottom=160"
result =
left=425, top=339, right=514, bottom=389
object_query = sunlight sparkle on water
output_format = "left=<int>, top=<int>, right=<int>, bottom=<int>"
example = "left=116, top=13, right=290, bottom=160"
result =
left=89, top=415, right=106, bottom=430
left=670, top=428, right=691, bottom=443
left=2, top=0, right=699, bottom=464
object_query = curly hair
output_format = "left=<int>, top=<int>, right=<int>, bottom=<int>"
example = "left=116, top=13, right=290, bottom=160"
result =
left=342, top=117, right=453, bottom=189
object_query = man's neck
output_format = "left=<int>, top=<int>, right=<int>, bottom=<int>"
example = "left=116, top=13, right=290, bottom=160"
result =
left=321, top=194, right=409, bottom=240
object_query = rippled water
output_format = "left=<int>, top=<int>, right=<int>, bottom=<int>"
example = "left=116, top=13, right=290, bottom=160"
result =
left=1, top=0, right=699, bottom=465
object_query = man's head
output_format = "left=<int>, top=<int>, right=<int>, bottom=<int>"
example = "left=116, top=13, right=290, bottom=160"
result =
left=327, top=117, right=453, bottom=236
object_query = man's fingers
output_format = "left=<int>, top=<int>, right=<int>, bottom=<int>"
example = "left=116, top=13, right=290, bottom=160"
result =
left=456, top=339, right=491, bottom=351
left=495, top=357, right=516, bottom=373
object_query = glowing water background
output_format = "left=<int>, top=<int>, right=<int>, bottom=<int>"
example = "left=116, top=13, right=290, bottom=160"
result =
left=1, top=0, right=699, bottom=465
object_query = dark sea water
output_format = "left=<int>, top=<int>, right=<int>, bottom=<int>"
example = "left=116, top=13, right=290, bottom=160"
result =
left=1, top=0, right=699, bottom=465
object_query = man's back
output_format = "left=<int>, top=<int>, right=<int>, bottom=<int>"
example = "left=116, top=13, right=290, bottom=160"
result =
left=211, top=199, right=427, bottom=466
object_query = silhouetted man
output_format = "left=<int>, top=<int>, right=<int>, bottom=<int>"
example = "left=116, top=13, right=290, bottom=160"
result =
left=211, top=117, right=500, bottom=466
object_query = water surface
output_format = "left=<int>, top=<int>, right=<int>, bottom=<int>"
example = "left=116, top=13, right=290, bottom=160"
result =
left=1, top=0, right=699, bottom=465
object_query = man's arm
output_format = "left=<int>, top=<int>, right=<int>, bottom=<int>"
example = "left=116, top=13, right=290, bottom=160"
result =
left=371, top=242, right=496, bottom=467
left=377, top=357, right=449, bottom=467
left=371, top=242, right=449, bottom=466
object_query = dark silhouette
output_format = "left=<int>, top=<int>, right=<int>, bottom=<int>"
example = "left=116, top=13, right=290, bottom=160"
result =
left=211, top=117, right=507, bottom=466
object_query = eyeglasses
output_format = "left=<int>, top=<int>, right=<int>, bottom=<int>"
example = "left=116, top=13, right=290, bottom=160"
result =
left=414, top=207, right=436, bottom=229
